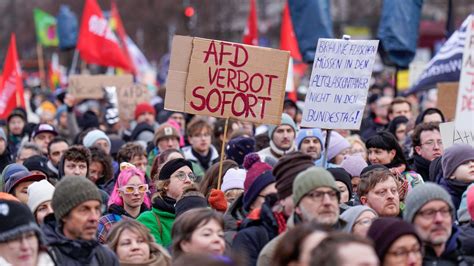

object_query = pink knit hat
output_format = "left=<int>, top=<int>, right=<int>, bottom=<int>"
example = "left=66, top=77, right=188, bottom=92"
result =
left=243, top=153, right=272, bottom=193
left=341, top=154, right=368, bottom=177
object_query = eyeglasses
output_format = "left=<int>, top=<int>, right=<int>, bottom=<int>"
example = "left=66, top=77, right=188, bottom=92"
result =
left=386, top=246, right=423, bottom=260
left=6, top=232, right=37, bottom=248
left=417, top=207, right=451, bottom=220
left=305, top=190, right=338, bottom=202
left=119, top=184, right=149, bottom=194
left=172, top=171, right=197, bottom=182
left=421, top=140, right=443, bottom=148
left=354, top=217, right=375, bottom=227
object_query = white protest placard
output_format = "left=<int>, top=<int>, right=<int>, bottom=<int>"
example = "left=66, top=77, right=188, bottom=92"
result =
left=439, top=121, right=474, bottom=148
left=301, top=38, right=379, bottom=129
left=454, top=16, right=474, bottom=131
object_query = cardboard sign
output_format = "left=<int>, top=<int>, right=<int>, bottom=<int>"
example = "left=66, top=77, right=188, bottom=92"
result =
left=437, top=82, right=459, bottom=121
left=68, top=74, right=133, bottom=99
left=117, top=84, right=150, bottom=121
left=301, top=38, right=379, bottom=129
left=454, top=16, right=474, bottom=130
left=165, top=35, right=289, bottom=125
left=440, top=121, right=474, bottom=148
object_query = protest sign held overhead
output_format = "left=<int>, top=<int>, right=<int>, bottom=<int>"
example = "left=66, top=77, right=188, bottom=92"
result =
left=440, top=121, right=474, bottom=148
left=68, top=74, right=133, bottom=99
left=301, top=38, right=379, bottom=129
left=165, top=35, right=289, bottom=125
left=454, top=16, right=474, bottom=131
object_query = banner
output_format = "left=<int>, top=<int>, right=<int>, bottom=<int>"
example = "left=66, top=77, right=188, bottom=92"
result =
left=33, top=8, right=59, bottom=46
left=68, top=74, right=133, bottom=99
left=301, top=38, right=379, bottom=129
left=77, top=0, right=133, bottom=71
left=454, top=16, right=474, bottom=131
left=165, top=36, right=289, bottom=125
left=110, top=0, right=135, bottom=73
left=440, top=122, right=474, bottom=148
left=57, top=5, right=78, bottom=50
left=242, top=0, right=258, bottom=45
left=0, top=34, right=25, bottom=119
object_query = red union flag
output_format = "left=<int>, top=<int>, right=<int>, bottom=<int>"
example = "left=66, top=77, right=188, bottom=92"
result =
left=0, top=34, right=25, bottom=119
left=77, top=0, right=133, bottom=71
left=242, top=0, right=258, bottom=45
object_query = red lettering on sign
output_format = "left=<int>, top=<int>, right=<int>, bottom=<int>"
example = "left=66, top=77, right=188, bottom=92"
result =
left=190, top=86, right=206, bottom=111
left=461, top=94, right=474, bottom=112
left=203, top=41, right=218, bottom=65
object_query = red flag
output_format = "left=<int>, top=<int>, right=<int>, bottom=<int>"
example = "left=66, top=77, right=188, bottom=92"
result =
left=110, top=0, right=135, bottom=74
left=77, top=0, right=133, bottom=71
left=242, top=0, right=258, bottom=45
left=0, top=34, right=25, bottom=119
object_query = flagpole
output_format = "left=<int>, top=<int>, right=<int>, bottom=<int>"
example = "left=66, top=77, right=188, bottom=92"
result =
left=36, top=43, right=46, bottom=89
left=69, top=49, right=79, bottom=77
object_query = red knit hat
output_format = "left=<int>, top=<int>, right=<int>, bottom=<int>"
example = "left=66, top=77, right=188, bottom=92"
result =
left=134, top=102, right=156, bottom=120
left=243, top=153, right=272, bottom=193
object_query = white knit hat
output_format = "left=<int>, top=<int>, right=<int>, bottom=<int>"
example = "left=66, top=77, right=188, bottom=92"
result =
left=221, top=168, right=246, bottom=192
left=27, top=180, right=55, bottom=213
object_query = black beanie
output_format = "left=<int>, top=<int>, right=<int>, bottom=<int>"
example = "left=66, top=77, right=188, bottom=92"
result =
left=159, top=158, right=193, bottom=181
left=0, top=200, right=42, bottom=243
left=328, top=167, right=353, bottom=198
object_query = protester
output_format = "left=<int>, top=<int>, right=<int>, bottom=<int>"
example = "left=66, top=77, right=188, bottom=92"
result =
left=89, top=146, right=114, bottom=187
left=326, top=131, right=351, bottom=165
left=258, top=113, right=298, bottom=162
left=27, top=179, right=55, bottom=224
left=58, top=145, right=90, bottom=178
left=346, top=134, right=368, bottom=161
left=340, top=154, right=368, bottom=195
left=328, top=168, right=353, bottom=205
left=6, top=108, right=28, bottom=157
left=225, top=136, right=256, bottom=167
left=220, top=168, right=246, bottom=206
left=341, top=205, right=378, bottom=237
left=183, top=119, right=219, bottom=175
left=151, top=123, right=181, bottom=158
left=175, top=185, right=208, bottom=217
left=97, top=166, right=151, bottom=243
left=149, top=148, right=184, bottom=191
left=137, top=158, right=196, bottom=246
left=459, top=186, right=474, bottom=261
left=411, top=122, right=444, bottom=180
left=29, top=123, right=58, bottom=155
left=171, top=208, right=225, bottom=259
left=15, top=142, right=42, bottom=164
left=83, top=129, right=112, bottom=155
left=0, top=199, right=55, bottom=265
left=23, top=155, right=57, bottom=182
left=199, top=160, right=238, bottom=200
left=360, top=95, right=392, bottom=140
left=387, top=116, right=409, bottom=147
left=117, top=142, right=148, bottom=174
left=367, top=217, right=422, bottom=266
left=43, top=176, right=119, bottom=265
left=414, top=108, right=445, bottom=124
left=295, top=128, right=324, bottom=162
left=0, top=128, right=12, bottom=172
left=106, top=219, right=171, bottom=266
left=388, top=97, right=413, bottom=121
left=404, top=183, right=469, bottom=265
left=0, top=163, right=28, bottom=192
left=4, top=170, right=45, bottom=203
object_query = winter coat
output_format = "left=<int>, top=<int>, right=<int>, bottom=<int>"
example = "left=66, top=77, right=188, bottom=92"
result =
left=422, top=225, right=470, bottom=266
left=458, top=222, right=474, bottom=264
left=223, top=194, right=246, bottom=247
left=232, top=199, right=286, bottom=266
left=97, top=203, right=149, bottom=244
left=438, top=176, right=469, bottom=212
left=137, top=196, right=176, bottom=247
left=182, top=145, right=219, bottom=174
left=42, top=214, right=119, bottom=266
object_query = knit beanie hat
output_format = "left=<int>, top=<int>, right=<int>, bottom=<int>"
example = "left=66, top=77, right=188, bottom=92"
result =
left=221, top=168, right=246, bottom=193
left=158, top=158, right=193, bottom=181
left=295, top=128, right=324, bottom=149
left=134, top=102, right=156, bottom=120
left=154, top=123, right=180, bottom=146
left=293, top=167, right=339, bottom=206
left=367, top=217, right=422, bottom=262
left=341, top=154, right=368, bottom=177
left=0, top=200, right=43, bottom=243
left=272, top=152, right=315, bottom=200
left=328, top=168, right=353, bottom=197
left=225, top=137, right=256, bottom=166
left=80, top=110, right=100, bottom=130
left=341, top=205, right=378, bottom=233
left=267, top=113, right=298, bottom=139
left=83, top=129, right=111, bottom=150
left=0, top=128, right=6, bottom=141
left=4, top=170, right=46, bottom=194
left=403, top=183, right=454, bottom=223
left=325, top=131, right=351, bottom=161
left=1, top=164, right=28, bottom=192
left=442, top=144, right=474, bottom=179
left=467, top=186, right=474, bottom=219
left=27, top=180, right=55, bottom=214
left=52, top=176, right=102, bottom=221
left=242, top=153, right=275, bottom=211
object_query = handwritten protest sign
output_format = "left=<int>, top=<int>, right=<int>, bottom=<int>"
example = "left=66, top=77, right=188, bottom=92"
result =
left=165, top=36, right=289, bottom=125
left=117, top=84, right=150, bottom=121
left=454, top=16, right=474, bottom=130
left=301, top=39, right=379, bottom=129
left=440, top=121, right=474, bottom=148
left=437, top=82, right=459, bottom=121
left=68, top=74, right=133, bottom=99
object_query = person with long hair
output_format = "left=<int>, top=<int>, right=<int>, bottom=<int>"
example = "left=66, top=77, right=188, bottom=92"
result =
left=106, top=219, right=171, bottom=266
left=97, top=165, right=151, bottom=243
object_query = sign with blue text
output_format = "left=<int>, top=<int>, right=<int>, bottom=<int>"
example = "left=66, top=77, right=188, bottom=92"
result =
left=301, top=38, right=379, bottom=129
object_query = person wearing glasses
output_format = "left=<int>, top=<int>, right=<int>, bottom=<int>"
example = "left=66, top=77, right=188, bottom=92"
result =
left=97, top=166, right=151, bottom=244
left=404, top=183, right=470, bottom=265
left=138, top=158, right=197, bottom=247
left=367, top=217, right=422, bottom=266
left=341, top=205, right=378, bottom=237
left=410, top=122, right=444, bottom=181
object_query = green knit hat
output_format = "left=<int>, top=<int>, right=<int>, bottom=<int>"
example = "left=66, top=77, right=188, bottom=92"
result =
left=403, top=183, right=454, bottom=223
left=292, top=167, right=339, bottom=206
left=52, top=176, right=102, bottom=221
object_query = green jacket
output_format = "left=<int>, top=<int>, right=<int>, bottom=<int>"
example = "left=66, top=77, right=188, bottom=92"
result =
left=137, top=207, right=175, bottom=247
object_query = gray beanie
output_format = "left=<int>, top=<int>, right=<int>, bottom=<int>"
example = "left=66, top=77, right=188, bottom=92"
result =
left=52, top=176, right=102, bottom=221
left=292, top=167, right=339, bottom=206
left=267, top=113, right=298, bottom=139
left=403, top=183, right=454, bottom=223
left=340, top=205, right=378, bottom=233
left=83, top=129, right=111, bottom=150
left=442, top=144, right=474, bottom=178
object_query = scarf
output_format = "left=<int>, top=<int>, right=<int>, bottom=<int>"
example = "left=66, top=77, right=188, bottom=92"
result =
left=414, top=154, right=431, bottom=181
left=152, top=196, right=176, bottom=214
left=269, top=141, right=297, bottom=158
left=191, top=148, right=212, bottom=170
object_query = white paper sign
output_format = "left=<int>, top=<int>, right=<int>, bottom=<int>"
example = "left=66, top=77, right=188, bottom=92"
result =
left=301, top=38, right=379, bottom=129
left=454, top=16, right=474, bottom=131
left=439, top=121, right=474, bottom=149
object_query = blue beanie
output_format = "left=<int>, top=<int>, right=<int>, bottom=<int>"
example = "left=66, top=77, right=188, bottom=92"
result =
left=267, top=113, right=298, bottom=139
left=243, top=171, right=275, bottom=211
left=55, top=105, right=67, bottom=121
left=83, top=130, right=111, bottom=150
left=1, top=164, right=29, bottom=192
left=295, top=128, right=324, bottom=149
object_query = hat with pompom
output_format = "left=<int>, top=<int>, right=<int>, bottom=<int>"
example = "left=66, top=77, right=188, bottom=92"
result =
left=242, top=153, right=275, bottom=211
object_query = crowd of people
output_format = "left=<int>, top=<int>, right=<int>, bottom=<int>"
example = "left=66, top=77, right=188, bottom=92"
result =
left=0, top=83, right=473, bottom=266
